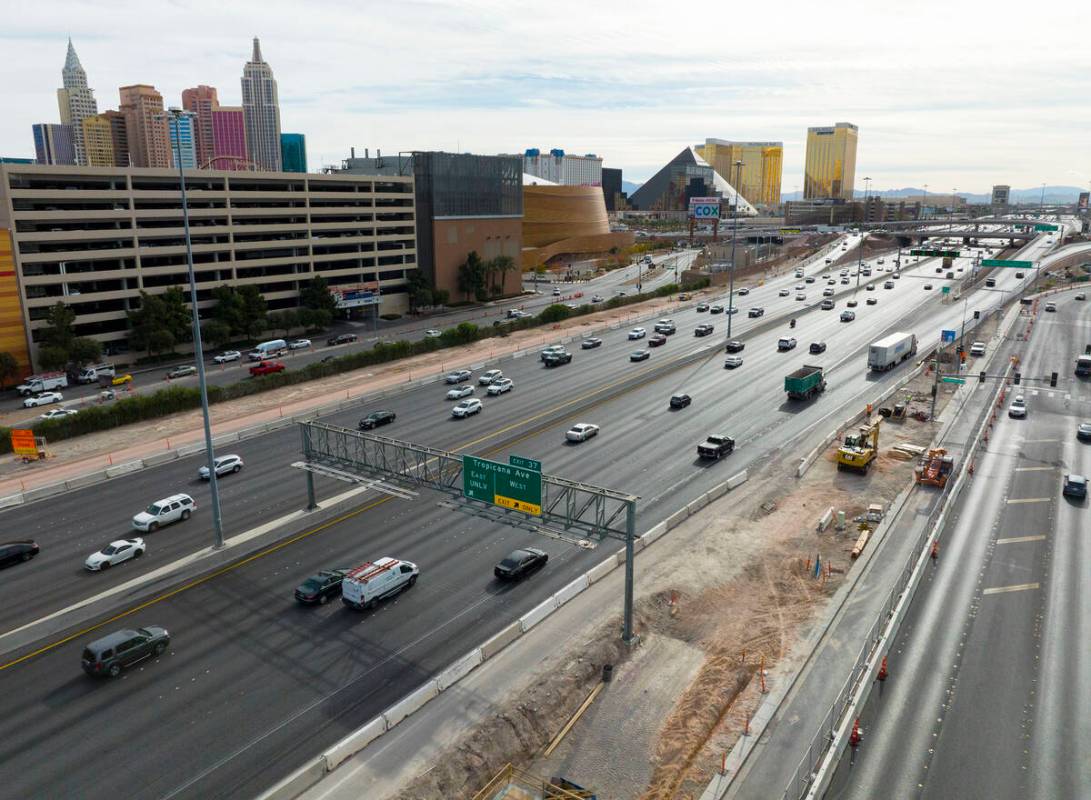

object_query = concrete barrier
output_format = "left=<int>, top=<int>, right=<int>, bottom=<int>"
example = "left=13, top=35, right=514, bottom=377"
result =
left=641, top=521, right=668, bottom=546
left=254, top=755, right=327, bottom=800
left=436, top=649, right=484, bottom=691
left=21, top=482, right=68, bottom=503
left=64, top=472, right=104, bottom=490
left=727, top=469, right=748, bottom=489
left=323, top=716, right=387, bottom=771
left=481, top=621, right=522, bottom=659
left=665, top=508, right=688, bottom=531
left=175, top=442, right=206, bottom=457
left=519, top=596, right=560, bottom=632
left=686, top=493, right=710, bottom=516
left=104, top=460, right=144, bottom=478
left=553, top=575, right=589, bottom=607
left=0, top=492, right=24, bottom=510
left=142, top=451, right=179, bottom=467
left=818, top=507, right=834, bottom=531
left=212, top=432, right=240, bottom=446
left=586, top=556, right=619, bottom=584
left=382, top=680, right=439, bottom=729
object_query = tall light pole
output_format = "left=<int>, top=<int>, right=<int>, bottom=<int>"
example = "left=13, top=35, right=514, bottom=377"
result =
left=1040, top=182, right=1046, bottom=216
left=727, top=160, right=743, bottom=338
left=856, top=176, right=871, bottom=292
left=949, top=188, right=957, bottom=233
left=163, top=107, right=224, bottom=550
left=923, top=184, right=929, bottom=221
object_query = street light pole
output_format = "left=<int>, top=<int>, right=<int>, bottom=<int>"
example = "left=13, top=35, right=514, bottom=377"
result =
left=164, top=108, right=224, bottom=549
left=727, top=160, right=743, bottom=338
left=857, top=176, right=871, bottom=293
left=949, top=188, right=957, bottom=233
left=1040, top=183, right=1046, bottom=216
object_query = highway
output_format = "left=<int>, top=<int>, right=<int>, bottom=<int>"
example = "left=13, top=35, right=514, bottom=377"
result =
left=0, top=233, right=1056, bottom=800
left=0, top=249, right=697, bottom=422
left=824, top=286, right=1090, bottom=799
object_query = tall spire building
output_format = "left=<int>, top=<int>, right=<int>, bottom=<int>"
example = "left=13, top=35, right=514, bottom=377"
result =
left=240, top=38, right=282, bottom=171
left=56, top=39, right=99, bottom=166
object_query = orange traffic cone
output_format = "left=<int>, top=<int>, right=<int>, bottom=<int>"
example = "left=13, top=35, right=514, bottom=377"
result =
left=931, top=540, right=939, bottom=560
left=878, top=656, right=888, bottom=681
left=849, top=718, right=862, bottom=748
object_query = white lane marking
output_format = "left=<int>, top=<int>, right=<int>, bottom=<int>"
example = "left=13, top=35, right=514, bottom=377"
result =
left=983, top=582, right=1040, bottom=595
left=1023, top=438, right=1060, bottom=443
left=1014, top=466, right=1055, bottom=472
left=996, top=535, right=1047, bottom=545
left=1006, top=497, right=1051, bottom=504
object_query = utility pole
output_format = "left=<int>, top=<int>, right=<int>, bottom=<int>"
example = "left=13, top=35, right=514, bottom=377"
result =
left=856, top=176, right=871, bottom=293
left=727, top=160, right=743, bottom=338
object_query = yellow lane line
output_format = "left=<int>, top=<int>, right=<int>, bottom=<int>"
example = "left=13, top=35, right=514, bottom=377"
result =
left=996, top=535, right=1047, bottom=545
left=983, top=582, right=1040, bottom=595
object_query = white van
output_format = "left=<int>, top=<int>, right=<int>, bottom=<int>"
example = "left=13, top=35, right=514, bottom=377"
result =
left=78, top=363, right=116, bottom=384
left=248, top=339, right=288, bottom=361
left=341, top=557, right=419, bottom=610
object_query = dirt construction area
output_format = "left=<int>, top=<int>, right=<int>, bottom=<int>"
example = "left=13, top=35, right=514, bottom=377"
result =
left=383, top=365, right=958, bottom=800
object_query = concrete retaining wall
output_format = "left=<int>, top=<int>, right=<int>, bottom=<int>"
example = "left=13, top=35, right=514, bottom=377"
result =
left=323, top=717, right=387, bottom=771
left=554, top=575, right=589, bottom=607
left=382, top=680, right=439, bottom=729
left=436, top=649, right=484, bottom=692
left=254, top=756, right=327, bottom=800
left=480, top=622, right=522, bottom=659
left=519, top=596, right=560, bottom=632
left=586, top=556, right=619, bottom=584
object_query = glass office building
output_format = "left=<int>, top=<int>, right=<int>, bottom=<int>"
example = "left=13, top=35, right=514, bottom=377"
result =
left=804, top=122, right=858, bottom=200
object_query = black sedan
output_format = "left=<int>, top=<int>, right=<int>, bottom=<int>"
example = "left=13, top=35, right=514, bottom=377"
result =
left=0, top=540, right=39, bottom=568
left=1077, top=423, right=1091, bottom=442
left=648, top=334, right=667, bottom=347
left=809, top=342, right=827, bottom=354
left=630, top=350, right=650, bottom=362
left=294, top=569, right=350, bottom=604
left=581, top=337, right=603, bottom=349
left=359, top=410, right=396, bottom=430
left=725, top=340, right=745, bottom=353
left=694, top=324, right=714, bottom=337
left=494, top=548, right=549, bottom=581
left=670, top=394, right=692, bottom=409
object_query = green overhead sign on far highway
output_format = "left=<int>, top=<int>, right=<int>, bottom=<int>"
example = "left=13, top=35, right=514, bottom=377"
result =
left=942, top=377, right=966, bottom=385
left=463, top=454, right=542, bottom=516
left=910, top=249, right=961, bottom=258
left=982, top=259, right=1033, bottom=269
left=1034, top=223, right=1059, bottom=232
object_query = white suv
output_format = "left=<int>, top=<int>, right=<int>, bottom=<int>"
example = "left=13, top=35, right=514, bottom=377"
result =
left=478, top=369, right=503, bottom=385
left=487, top=378, right=514, bottom=395
left=132, top=493, right=195, bottom=532
left=452, top=398, right=483, bottom=418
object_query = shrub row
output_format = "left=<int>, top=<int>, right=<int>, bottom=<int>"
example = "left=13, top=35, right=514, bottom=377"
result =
left=1, top=281, right=709, bottom=454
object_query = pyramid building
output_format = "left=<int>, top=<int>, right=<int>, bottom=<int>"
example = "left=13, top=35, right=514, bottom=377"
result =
left=628, top=147, right=757, bottom=216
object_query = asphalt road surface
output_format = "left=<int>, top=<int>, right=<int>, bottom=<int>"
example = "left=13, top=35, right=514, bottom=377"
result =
left=0, top=234, right=1058, bottom=800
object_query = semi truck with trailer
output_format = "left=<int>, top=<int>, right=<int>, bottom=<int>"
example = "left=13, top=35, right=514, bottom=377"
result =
left=868, top=332, right=918, bottom=372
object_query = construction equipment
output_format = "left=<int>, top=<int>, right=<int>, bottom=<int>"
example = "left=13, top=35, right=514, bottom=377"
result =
left=837, top=419, right=881, bottom=472
left=914, top=447, right=955, bottom=487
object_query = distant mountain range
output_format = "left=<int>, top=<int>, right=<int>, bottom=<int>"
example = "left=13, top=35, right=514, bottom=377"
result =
left=780, top=186, right=1087, bottom=204
left=622, top=180, right=642, bottom=195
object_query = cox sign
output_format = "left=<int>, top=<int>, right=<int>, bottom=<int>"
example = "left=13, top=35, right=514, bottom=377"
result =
left=688, top=197, right=721, bottom=220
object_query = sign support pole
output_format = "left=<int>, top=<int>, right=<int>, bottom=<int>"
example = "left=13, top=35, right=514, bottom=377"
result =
left=623, top=498, right=637, bottom=646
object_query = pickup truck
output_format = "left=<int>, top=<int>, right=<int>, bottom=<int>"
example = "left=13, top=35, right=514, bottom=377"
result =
left=784, top=364, right=827, bottom=400
left=697, top=434, right=735, bottom=460
left=249, top=360, right=286, bottom=377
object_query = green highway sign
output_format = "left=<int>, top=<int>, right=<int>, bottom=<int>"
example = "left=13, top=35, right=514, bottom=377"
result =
left=941, top=286, right=951, bottom=294
left=1034, top=223, right=1059, bottom=232
left=509, top=454, right=542, bottom=472
left=463, top=454, right=542, bottom=516
left=942, top=377, right=966, bottom=385
left=981, top=259, right=1033, bottom=268
left=910, top=249, right=961, bottom=258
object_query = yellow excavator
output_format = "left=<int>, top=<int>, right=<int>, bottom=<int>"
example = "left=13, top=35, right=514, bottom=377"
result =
left=837, top=419, right=881, bottom=473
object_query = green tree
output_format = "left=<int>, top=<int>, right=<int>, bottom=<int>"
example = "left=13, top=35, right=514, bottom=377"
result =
left=37, top=345, right=69, bottom=371
left=160, top=286, right=194, bottom=344
left=212, top=284, right=246, bottom=335
left=69, top=337, right=103, bottom=366
left=488, top=255, right=516, bottom=296
left=146, top=329, right=176, bottom=359
left=538, top=303, right=571, bottom=324
left=38, top=301, right=102, bottom=367
left=268, top=310, right=299, bottom=337
left=457, top=251, right=487, bottom=301
left=433, top=288, right=450, bottom=306
left=201, top=320, right=233, bottom=350
left=128, top=290, right=187, bottom=356
left=405, top=271, right=431, bottom=311
left=238, top=285, right=268, bottom=340
left=40, top=302, right=76, bottom=352
left=299, top=275, right=338, bottom=314
left=0, top=351, right=21, bottom=389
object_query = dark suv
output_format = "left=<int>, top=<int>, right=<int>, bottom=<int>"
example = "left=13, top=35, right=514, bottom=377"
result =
left=359, top=410, right=396, bottom=430
left=294, top=569, right=349, bottom=604
left=82, top=626, right=170, bottom=678
left=0, top=540, right=39, bottom=568
left=327, top=333, right=358, bottom=346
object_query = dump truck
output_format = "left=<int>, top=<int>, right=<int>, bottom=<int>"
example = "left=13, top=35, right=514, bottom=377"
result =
left=784, top=365, right=826, bottom=400
left=868, top=332, right=917, bottom=372
left=915, top=448, right=955, bottom=488
left=837, top=419, right=880, bottom=472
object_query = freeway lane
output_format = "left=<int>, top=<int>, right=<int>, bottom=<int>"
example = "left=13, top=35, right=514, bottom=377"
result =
left=0, top=237, right=1044, bottom=799
left=825, top=287, right=1091, bottom=799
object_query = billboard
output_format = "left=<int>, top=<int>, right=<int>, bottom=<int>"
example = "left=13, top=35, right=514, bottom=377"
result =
left=1079, top=192, right=1089, bottom=213
left=330, top=282, right=380, bottom=309
left=688, top=197, right=721, bottom=220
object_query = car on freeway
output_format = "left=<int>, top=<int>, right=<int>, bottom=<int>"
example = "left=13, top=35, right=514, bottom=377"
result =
left=809, top=342, right=827, bottom=354
left=110, top=374, right=133, bottom=386
left=805, top=276, right=816, bottom=284
left=479, top=369, right=503, bottom=385
left=446, top=384, right=475, bottom=400
left=1045, top=302, right=1057, bottom=312
left=648, top=334, right=667, bottom=347
left=866, top=297, right=878, bottom=305
left=591, top=295, right=605, bottom=303
left=494, top=548, right=549, bottom=581
left=445, top=369, right=472, bottom=384
left=294, top=569, right=349, bottom=604
left=82, top=626, right=170, bottom=678
left=424, top=329, right=443, bottom=339
left=198, top=454, right=245, bottom=478
left=777, top=337, right=797, bottom=351
left=985, top=278, right=997, bottom=287
left=697, top=434, right=735, bottom=460
left=935, top=266, right=944, bottom=274
left=507, top=308, right=531, bottom=319
left=1015, top=272, right=1024, bottom=279
left=540, top=345, right=567, bottom=361
left=1076, top=293, right=1087, bottom=301
left=39, top=407, right=78, bottom=421
left=132, top=493, right=195, bottom=532
left=865, top=284, right=875, bottom=291
left=166, top=365, right=198, bottom=379
left=710, top=304, right=725, bottom=314
left=748, top=307, right=765, bottom=318
left=654, top=319, right=676, bottom=334
left=795, top=270, right=804, bottom=278
left=1077, top=423, right=1091, bottom=442
left=452, top=398, right=483, bottom=418
left=488, top=378, right=514, bottom=395
left=565, top=302, right=578, bottom=310
left=581, top=337, right=602, bottom=349
left=877, top=258, right=885, bottom=265
left=0, top=540, right=39, bottom=568
left=1008, top=395, right=1027, bottom=418
left=924, top=284, right=933, bottom=290
left=288, top=339, right=312, bottom=350
left=827, top=278, right=837, bottom=285
left=893, top=272, right=901, bottom=279
left=725, top=340, right=745, bottom=353
left=738, top=287, right=751, bottom=295
left=1063, top=474, right=1087, bottom=499
left=249, top=360, right=286, bottom=376
left=85, top=538, right=145, bottom=571
left=724, top=356, right=744, bottom=369
left=779, top=289, right=790, bottom=297
left=795, top=293, right=806, bottom=301
left=884, top=280, right=895, bottom=289
left=970, top=341, right=986, bottom=357
left=670, top=394, right=692, bottom=409
left=630, top=350, right=650, bottom=362
left=552, top=287, right=561, bottom=296
left=213, top=350, right=241, bottom=364
left=23, top=391, right=63, bottom=408
left=696, top=303, right=710, bottom=312
left=846, top=299, right=858, bottom=307
left=823, top=287, right=835, bottom=297
left=326, top=333, right=358, bottom=346
left=820, top=299, right=835, bottom=310
left=694, top=324, right=714, bottom=337
left=566, top=423, right=600, bottom=442
left=841, top=277, right=850, bottom=284
left=628, top=328, right=647, bottom=339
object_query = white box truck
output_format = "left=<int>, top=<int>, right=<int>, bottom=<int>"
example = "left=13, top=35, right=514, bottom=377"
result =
left=868, top=332, right=918, bottom=372
left=341, top=557, right=419, bottom=610
left=17, top=371, right=69, bottom=396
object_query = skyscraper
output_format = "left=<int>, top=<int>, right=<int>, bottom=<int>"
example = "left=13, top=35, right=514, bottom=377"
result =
left=119, top=85, right=171, bottom=168
left=102, top=110, right=130, bottom=166
left=181, top=85, right=219, bottom=168
left=803, top=122, right=858, bottom=200
left=694, top=139, right=783, bottom=207
left=168, top=114, right=197, bottom=169
left=32, top=123, right=75, bottom=165
left=211, top=107, right=249, bottom=170
left=56, top=39, right=99, bottom=166
left=240, top=38, right=282, bottom=171
left=81, top=114, right=116, bottom=166
left=280, top=133, right=306, bottom=172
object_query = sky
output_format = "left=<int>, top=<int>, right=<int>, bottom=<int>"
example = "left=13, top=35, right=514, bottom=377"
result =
left=3, top=0, right=1090, bottom=194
